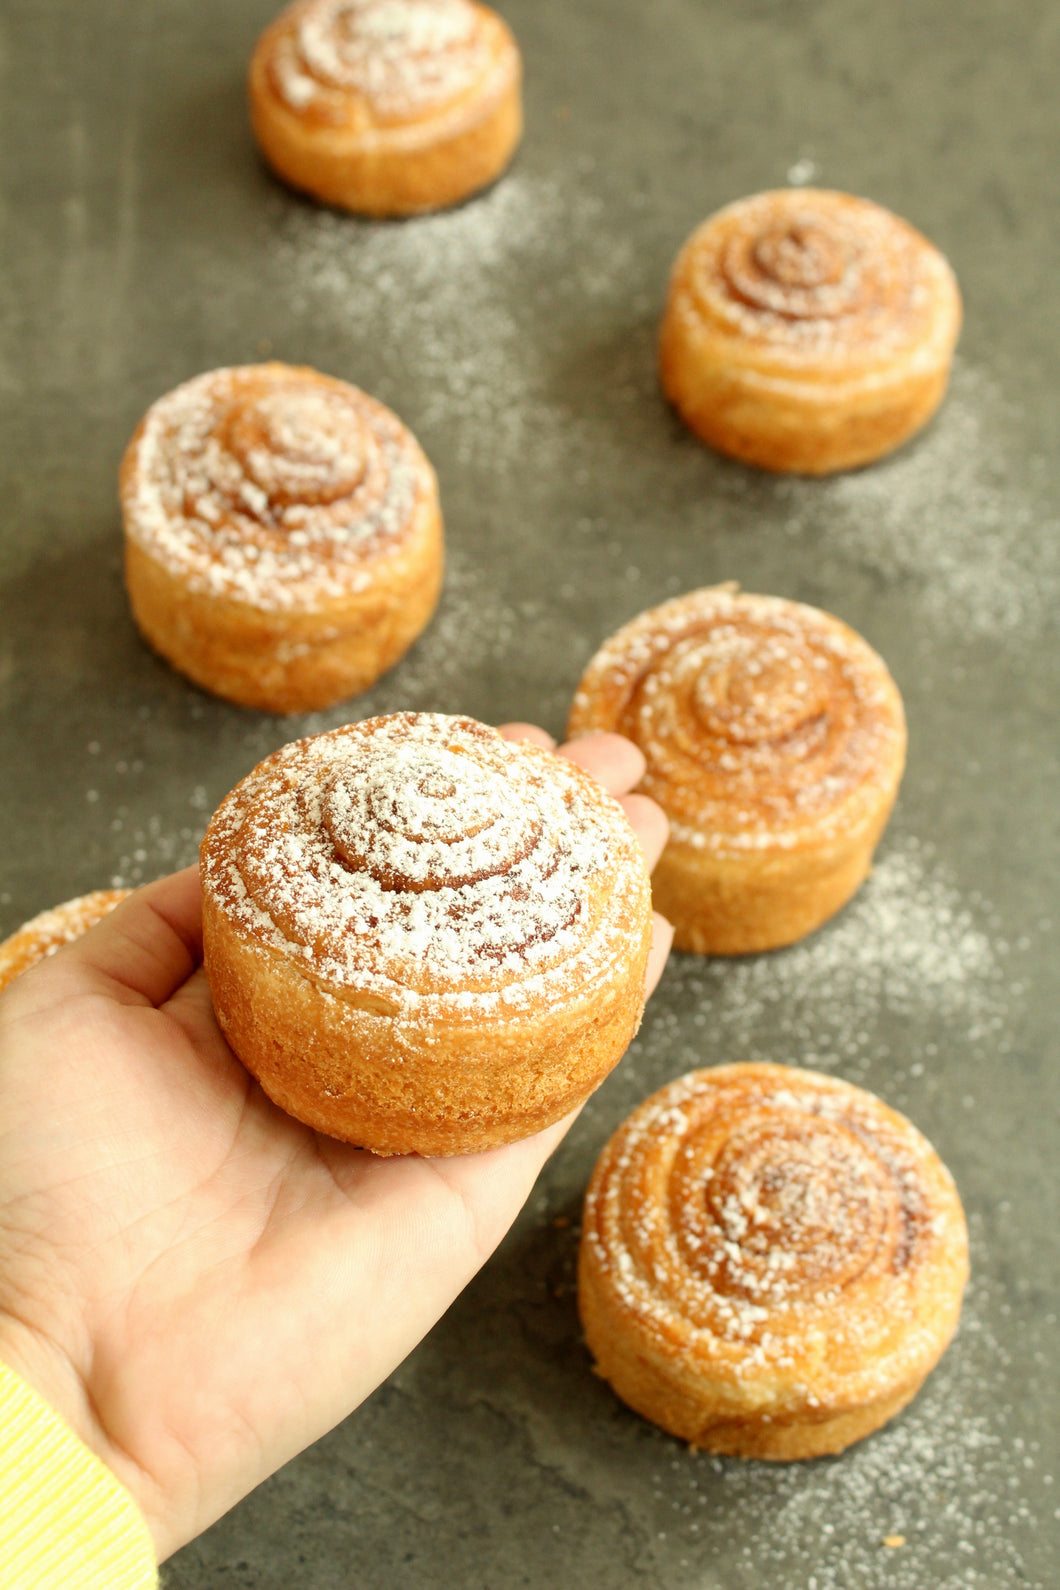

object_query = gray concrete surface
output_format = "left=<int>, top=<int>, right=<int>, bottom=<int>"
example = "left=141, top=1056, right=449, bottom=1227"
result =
left=1, top=1, right=1057, bottom=1585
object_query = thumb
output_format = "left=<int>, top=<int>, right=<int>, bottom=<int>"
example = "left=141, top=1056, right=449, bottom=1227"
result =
left=17, top=868, right=204, bottom=1011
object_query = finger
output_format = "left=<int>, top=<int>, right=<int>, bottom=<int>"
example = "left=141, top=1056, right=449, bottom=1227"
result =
left=367, top=1105, right=586, bottom=1265
left=161, top=964, right=235, bottom=1051
left=497, top=722, right=556, bottom=750
left=644, top=912, right=674, bottom=999
left=618, top=792, right=669, bottom=872
left=53, top=867, right=203, bottom=1008
left=429, top=918, right=672, bottom=1233
left=558, top=731, right=645, bottom=796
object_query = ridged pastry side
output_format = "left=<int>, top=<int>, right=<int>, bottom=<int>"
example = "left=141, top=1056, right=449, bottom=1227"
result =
left=568, top=586, right=906, bottom=954
left=579, top=1063, right=968, bottom=1459
left=121, top=364, right=444, bottom=713
left=201, top=712, right=654, bottom=1156
left=659, top=189, right=961, bottom=474
left=249, top=0, right=522, bottom=215
left=0, top=890, right=130, bottom=994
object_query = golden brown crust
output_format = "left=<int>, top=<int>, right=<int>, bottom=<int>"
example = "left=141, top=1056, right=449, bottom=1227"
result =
left=579, top=1063, right=969, bottom=1459
left=0, top=890, right=130, bottom=994
left=567, top=586, right=906, bottom=954
left=120, top=363, right=444, bottom=714
left=201, top=712, right=654, bottom=1156
left=249, top=0, right=522, bottom=216
left=659, top=189, right=961, bottom=474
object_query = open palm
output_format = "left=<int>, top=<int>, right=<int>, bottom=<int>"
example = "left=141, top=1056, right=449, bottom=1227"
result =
left=0, top=728, right=670, bottom=1561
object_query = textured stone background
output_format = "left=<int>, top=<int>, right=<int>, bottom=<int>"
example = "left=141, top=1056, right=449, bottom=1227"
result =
left=1, top=1, right=1057, bottom=1585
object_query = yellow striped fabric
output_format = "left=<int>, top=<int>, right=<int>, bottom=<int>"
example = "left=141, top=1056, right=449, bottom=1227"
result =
left=0, top=1360, right=157, bottom=1589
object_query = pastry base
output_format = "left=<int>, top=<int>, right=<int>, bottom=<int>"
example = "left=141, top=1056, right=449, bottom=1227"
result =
left=651, top=813, right=893, bottom=956
left=659, top=312, right=952, bottom=475
left=202, top=892, right=652, bottom=1157
left=579, top=1265, right=928, bottom=1460
left=248, top=33, right=522, bottom=217
left=124, top=499, right=443, bottom=714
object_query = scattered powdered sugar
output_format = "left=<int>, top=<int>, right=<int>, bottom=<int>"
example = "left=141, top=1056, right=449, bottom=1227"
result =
left=211, top=543, right=539, bottom=751
left=109, top=814, right=203, bottom=891
left=779, top=360, right=1060, bottom=640
left=638, top=1262, right=1044, bottom=1589
left=317, top=545, right=515, bottom=722
left=279, top=166, right=559, bottom=296
left=487, top=1203, right=1045, bottom=1590
left=271, top=172, right=632, bottom=472
left=642, top=832, right=1005, bottom=1084
left=786, top=155, right=819, bottom=187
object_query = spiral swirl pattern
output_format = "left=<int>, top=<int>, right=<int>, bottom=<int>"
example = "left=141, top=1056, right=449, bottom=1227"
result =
left=684, top=189, right=955, bottom=360
left=581, top=1064, right=968, bottom=1416
left=569, top=587, right=905, bottom=854
left=202, top=713, right=649, bottom=1013
left=122, top=365, right=429, bottom=612
left=273, top=0, right=492, bottom=119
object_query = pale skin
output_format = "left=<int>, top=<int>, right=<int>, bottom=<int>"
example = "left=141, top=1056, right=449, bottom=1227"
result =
left=0, top=727, right=671, bottom=1562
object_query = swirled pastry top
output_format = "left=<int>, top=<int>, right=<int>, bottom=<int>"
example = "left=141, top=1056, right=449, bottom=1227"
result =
left=583, top=1063, right=968, bottom=1399
left=265, top=0, right=517, bottom=126
left=0, top=890, right=129, bottom=994
left=120, top=365, right=435, bottom=612
left=201, top=713, right=652, bottom=1018
left=667, top=189, right=960, bottom=381
left=568, top=588, right=906, bottom=855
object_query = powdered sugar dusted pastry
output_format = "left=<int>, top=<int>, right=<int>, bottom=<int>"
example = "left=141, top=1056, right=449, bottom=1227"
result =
left=579, top=1063, right=968, bottom=1459
left=201, top=712, right=653, bottom=1156
left=568, top=587, right=906, bottom=954
left=121, top=364, right=443, bottom=713
left=249, top=0, right=522, bottom=215
left=0, top=891, right=130, bottom=994
left=659, top=189, right=961, bottom=473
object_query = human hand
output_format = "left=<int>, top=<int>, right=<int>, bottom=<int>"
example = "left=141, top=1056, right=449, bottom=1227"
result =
left=0, top=727, right=671, bottom=1561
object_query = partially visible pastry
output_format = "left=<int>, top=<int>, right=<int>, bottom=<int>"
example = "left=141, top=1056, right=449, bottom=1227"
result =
left=0, top=891, right=130, bottom=994
left=201, top=712, right=653, bottom=1156
left=568, top=586, right=906, bottom=954
left=249, top=0, right=522, bottom=215
left=121, top=363, right=443, bottom=714
left=579, top=1063, right=969, bottom=1459
left=659, top=189, right=961, bottom=473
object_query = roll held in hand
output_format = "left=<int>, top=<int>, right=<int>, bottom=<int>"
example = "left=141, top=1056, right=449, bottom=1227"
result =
left=201, top=713, right=654, bottom=1156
